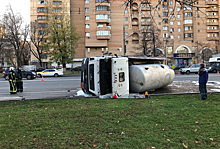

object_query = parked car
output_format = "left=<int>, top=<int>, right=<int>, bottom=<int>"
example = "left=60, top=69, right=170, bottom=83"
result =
left=3, top=68, right=36, bottom=80
left=71, top=66, right=82, bottom=71
left=208, top=62, right=220, bottom=73
left=173, top=65, right=186, bottom=70
left=37, top=69, right=63, bottom=77
left=179, top=64, right=201, bottom=74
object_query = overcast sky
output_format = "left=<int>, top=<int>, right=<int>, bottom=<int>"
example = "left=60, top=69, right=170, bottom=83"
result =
left=0, top=0, right=30, bottom=26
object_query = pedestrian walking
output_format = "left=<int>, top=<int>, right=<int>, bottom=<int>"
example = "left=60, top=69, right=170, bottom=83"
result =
left=198, top=63, right=208, bottom=100
left=16, top=67, right=23, bottom=92
left=8, top=67, right=17, bottom=94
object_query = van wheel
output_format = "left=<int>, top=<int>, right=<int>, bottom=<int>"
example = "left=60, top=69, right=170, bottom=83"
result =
left=186, top=71, right=190, bottom=74
left=27, top=75, right=31, bottom=80
left=54, top=73, right=58, bottom=77
left=213, top=69, right=217, bottom=73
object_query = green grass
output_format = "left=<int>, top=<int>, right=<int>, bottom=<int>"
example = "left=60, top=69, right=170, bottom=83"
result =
left=0, top=93, right=219, bottom=148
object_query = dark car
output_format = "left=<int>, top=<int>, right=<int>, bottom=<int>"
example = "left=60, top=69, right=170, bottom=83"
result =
left=3, top=68, right=36, bottom=80
left=208, top=62, right=220, bottom=73
left=71, top=66, right=82, bottom=71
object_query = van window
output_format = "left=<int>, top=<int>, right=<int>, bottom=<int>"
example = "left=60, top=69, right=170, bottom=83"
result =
left=89, top=64, right=95, bottom=90
left=119, top=72, right=125, bottom=82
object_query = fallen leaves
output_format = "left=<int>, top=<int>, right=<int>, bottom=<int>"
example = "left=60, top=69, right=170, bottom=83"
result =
left=210, top=138, right=214, bottom=141
left=194, top=129, right=197, bottom=132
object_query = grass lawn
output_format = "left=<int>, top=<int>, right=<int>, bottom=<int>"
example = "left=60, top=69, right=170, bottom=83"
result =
left=0, top=93, right=219, bottom=148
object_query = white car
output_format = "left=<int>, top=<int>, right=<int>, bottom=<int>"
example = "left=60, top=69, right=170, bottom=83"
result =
left=179, top=64, right=200, bottom=74
left=37, top=69, right=63, bottom=77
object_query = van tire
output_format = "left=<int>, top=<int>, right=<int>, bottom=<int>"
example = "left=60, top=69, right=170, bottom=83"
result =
left=213, top=69, right=217, bottom=73
left=186, top=71, right=190, bottom=74
left=54, top=73, right=58, bottom=77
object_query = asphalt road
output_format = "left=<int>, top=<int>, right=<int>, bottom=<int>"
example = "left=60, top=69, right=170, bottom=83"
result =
left=0, top=73, right=220, bottom=101
left=0, top=75, right=81, bottom=101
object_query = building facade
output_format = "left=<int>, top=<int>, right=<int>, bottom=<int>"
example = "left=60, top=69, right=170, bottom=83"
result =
left=31, top=0, right=220, bottom=66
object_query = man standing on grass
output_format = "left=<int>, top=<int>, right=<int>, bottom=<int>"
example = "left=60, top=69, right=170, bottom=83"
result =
left=198, top=63, right=208, bottom=100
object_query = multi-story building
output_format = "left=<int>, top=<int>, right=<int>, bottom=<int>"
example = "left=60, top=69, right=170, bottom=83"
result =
left=30, top=0, right=70, bottom=68
left=31, top=0, right=220, bottom=66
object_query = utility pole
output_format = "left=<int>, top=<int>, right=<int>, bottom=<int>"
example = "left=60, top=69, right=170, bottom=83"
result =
left=123, top=11, right=126, bottom=56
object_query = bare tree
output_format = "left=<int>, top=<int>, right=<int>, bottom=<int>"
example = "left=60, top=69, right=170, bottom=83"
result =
left=3, top=5, right=29, bottom=67
left=140, top=22, right=163, bottom=56
left=29, top=21, right=49, bottom=67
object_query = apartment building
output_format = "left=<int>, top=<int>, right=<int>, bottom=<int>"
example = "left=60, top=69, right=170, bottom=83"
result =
left=31, top=0, right=220, bottom=66
left=30, top=0, right=70, bottom=68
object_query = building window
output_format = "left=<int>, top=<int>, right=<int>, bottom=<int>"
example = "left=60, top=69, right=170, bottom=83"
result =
left=207, top=34, right=210, bottom=37
left=170, top=21, right=173, bottom=25
left=163, top=26, right=168, bottom=31
left=125, top=25, right=128, bottom=28
left=85, top=8, right=89, bottom=12
left=170, top=8, right=173, bottom=11
left=96, top=5, right=109, bottom=11
left=86, top=24, right=90, bottom=28
left=171, top=35, right=174, bottom=39
left=125, top=17, right=128, bottom=21
left=184, top=19, right=192, bottom=24
left=37, top=7, right=47, bottom=12
left=198, top=22, right=200, bottom=25
left=178, top=35, right=181, bottom=39
left=53, top=1, right=62, bottom=5
left=85, top=16, right=90, bottom=20
left=55, top=9, right=61, bottom=13
left=38, top=23, right=48, bottom=28
left=184, top=12, right=192, bottom=17
left=38, top=0, right=47, bottom=4
left=170, top=0, right=173, bottom=4
left=163, top=12, right=168, bottom=17
left=54, top=15, right=61, bottom=20
left=178, top=21, right=181, bottom=25
left=125, top=10, right=128, bottom=13
left=97, top=24, right=104, bottom=27
left=163, top=19, right=168, bottom=24
left=125, top=32, right=128, bottom=36
left=177, top=14, right=181, bottom=18
left=37, top=15, right=47, bottom=20
left=96, top=14, right=108, bottom=19
left=184, top=33, right=193, bottom=38
left=86, top=32, right=90, bottom=38
left=198, top=30, right=200, bottom=32
left=96, top=0, right=108, bottom=2
left=126, top=40, right=128, bottom=44
left=178, top=28, right=181, bottom=32
left=85, top=0, right=89, bottom=4
left=163, top=33, right=169, bottom=38
left=177, top=7, right=180, bottom=11
left=158, top=22, right=161, bottom=25
left=170, top=28, right=174, bottom=33
left=97, top=30, right=110, bottom=36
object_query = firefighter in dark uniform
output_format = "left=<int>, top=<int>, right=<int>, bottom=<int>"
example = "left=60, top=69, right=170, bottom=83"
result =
left=16, top=67, right=23, bottom=92
left=9, top=68, right=17, bottom=94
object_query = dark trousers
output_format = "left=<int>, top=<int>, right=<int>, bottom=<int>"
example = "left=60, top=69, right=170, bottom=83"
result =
left=199, top=83, right=207, bottom=100
left=9, top=80, right=17, bottom=94
left=16, top=81, right=23, bottom=92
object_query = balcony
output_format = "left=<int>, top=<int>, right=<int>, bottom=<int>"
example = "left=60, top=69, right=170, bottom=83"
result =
left=141, top=22, right=151, bottom=26
left=207, top=37, right=219, bottom=41
left=206, top=1, right=218, bottom=5
left=95, top=0, right=109, bottom=6
left=96, top=35, right=111, bottom=40
left=207, top=15, right=219, bottom=19
left=206, top=8, right=218, bottom=11
left=96, top=19, right=111, bottom=23
left=141, top=7, right=151, bottom=11
left=141, top=14, right=151, bottom=18
left=96, top=10, right=110, bottom=15
left=173, top=53, right=195, bottom=58
left=184, top=37, right=193, bottom=41
left=207, top=28, right=219, bottom=32
left=207, top=22, right=219, bottom=26
left=132, top=22, right=139, bottom=25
